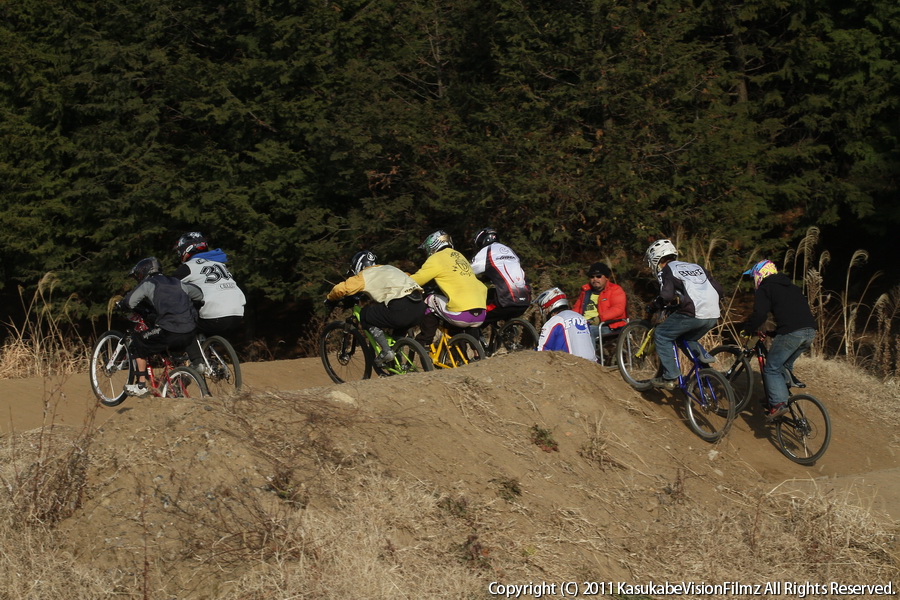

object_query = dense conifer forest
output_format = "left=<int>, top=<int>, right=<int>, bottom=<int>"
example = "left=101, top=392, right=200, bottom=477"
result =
left=1, top=0, right=898, bottom=325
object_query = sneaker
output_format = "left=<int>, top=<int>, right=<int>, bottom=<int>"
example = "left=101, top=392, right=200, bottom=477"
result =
left=125, top=382, right=149, bottom=397
left=651, top=377, right=678, bottom=390
left=193, top=363, right=210, bottom=376
left=698, top=349, right=717, bottom=364
left=374, top=349, right=395, bottom=367
left=766, top=403, right=789, bottom=422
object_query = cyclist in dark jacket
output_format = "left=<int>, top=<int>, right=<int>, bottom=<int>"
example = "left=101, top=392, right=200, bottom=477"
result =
left=739, top=260, right=816, bottom=420
left=119, top=257, right=202, bottom=397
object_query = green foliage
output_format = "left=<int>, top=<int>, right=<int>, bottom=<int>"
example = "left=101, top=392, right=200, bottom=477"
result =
left=0, top=0, right=897, bottom=319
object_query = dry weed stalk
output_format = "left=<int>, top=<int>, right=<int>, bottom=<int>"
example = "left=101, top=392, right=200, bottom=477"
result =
left=0, top=384, right=96, bottom=527
left=873, top=287, right=900, bottom=377
left=0, top=273, right=88, bottom=379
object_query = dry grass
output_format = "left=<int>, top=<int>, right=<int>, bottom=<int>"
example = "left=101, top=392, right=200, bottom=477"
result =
left=0, top=273, right=89, bottom=379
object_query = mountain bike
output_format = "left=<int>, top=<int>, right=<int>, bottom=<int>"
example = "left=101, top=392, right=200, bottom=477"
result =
left=481, top=316, right=538, bottom=357
left=709, top=332, right=831, bottom=464
left=178, top=333, right=242, bottom=397
left=89, top=313, right=209, bottom=407
left=615, top=310, right=736, bottom=442
left=426, top=322, right=486, bottom=368
left=320, top=296, right=434, bottom=384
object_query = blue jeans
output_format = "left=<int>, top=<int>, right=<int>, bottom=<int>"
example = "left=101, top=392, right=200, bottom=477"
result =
left=653, top=313, right=718, bottom=380
left=588, top=323, right=616, bottom=346
left=764, top=327, right=816, bottom=407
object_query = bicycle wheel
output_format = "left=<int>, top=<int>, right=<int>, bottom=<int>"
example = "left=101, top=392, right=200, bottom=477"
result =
left=202, top=335, right=242, bottom=396
left=684, top=368, right=736, bottom=442
left=89, top=330, right=133, bottom=407
left=319, top=321, right=373, bottom=383
left=775, top=394, right=831, bottom=464
left=441, top=333, right=485, bottom=368
left=377, top=337, right=434, bottom=376
left=162, top=366, right=210, bottom=398
left=495, top=318, right=539, bottom=354
left=615, top=320, right=659, bottom=391
left=709, top=345, right=754, bottom=412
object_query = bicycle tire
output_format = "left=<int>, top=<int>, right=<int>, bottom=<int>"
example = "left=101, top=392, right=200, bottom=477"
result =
left=201, top=335, right=242, bottom=395
left=377, top=337, right=434, bottom=376
left=441, top=333, right=485, bottom=368
left=319, top=321, right=373, bottom=383
left=162, top=366, right=210, bottom=398
left=89, top=330, right=133, bottom=407
left=495, top=318, right=539, bottom=354
left=615, top=320, right=659, bottom=391
left=709, top=345, right=754, bottom=412
left=775, top=394, right=831, bottom=464
left=684, top=368, right=736, bottom=442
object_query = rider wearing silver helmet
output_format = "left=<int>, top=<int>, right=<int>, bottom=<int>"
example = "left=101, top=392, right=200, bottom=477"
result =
left=118, top=257, right=203, bottom=397
left=326, top=250, right=425, bottom=366
left=533, top=287, right=596, bottom=361
left=410, top=230, right=488, bottom=348
left=644, top=239, right=724, bottom=390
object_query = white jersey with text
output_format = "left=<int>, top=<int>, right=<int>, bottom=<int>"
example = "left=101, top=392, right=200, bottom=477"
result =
left=470, top=242, right=531, bottom=307
left=537, top=309, right=596, bottom=362
left=178, top=253, right=246, bottom=319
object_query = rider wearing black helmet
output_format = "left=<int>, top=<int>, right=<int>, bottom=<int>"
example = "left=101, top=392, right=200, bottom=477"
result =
left=470, top=227, right=532, bottom=327
left=118, top=257, right=203, bottom=397
left=326, top=250, right=426, bottom=365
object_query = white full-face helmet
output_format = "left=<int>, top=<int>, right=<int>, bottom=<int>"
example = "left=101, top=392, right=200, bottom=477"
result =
left=534, top=287, right=568, bottom=318
left=644, top=239, right=678, bottom=274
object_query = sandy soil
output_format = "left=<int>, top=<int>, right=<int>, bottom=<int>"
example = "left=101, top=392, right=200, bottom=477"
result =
left=1, top=351, right=897, bottom=596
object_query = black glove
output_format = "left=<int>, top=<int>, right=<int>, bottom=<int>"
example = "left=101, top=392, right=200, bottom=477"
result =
left=324, top=298, right=338, bottom=310
left=114, top=299, right=128, bottom=313
left=645, top=297, right=664, bottom=314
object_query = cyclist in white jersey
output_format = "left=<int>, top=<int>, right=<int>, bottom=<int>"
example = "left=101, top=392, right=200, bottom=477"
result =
left=644, top=239, right=724, bottom=390
left=534, top=288, right=596, bottom=362
left=173, top=232, right=246, bottom=368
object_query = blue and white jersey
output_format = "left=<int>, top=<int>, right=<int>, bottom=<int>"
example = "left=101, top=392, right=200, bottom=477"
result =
left=537, top=309, right=597, bottom=362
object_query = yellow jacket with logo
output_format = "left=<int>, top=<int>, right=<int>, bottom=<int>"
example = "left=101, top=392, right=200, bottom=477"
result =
left=410, top=248, right=487, bottom=312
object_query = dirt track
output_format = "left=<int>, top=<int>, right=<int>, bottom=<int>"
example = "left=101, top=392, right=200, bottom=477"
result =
left=4, top=353, right=897, bottom=520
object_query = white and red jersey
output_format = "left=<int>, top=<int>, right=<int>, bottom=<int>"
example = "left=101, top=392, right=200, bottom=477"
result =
left=470, top=242, right=531, bottom=307
left=537, top=309, right=596, bottom=362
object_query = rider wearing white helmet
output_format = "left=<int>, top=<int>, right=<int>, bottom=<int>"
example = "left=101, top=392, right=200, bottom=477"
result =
left=533, top=287, right=596, bottom=362
left=645, top=239, right=724, bottom=390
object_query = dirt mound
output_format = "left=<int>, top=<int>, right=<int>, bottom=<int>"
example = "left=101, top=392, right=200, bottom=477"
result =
left=1, top=352, right=898, bottom=598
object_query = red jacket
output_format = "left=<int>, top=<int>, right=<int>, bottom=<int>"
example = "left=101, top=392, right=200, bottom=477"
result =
left=572, top=282, right=627, bottom=329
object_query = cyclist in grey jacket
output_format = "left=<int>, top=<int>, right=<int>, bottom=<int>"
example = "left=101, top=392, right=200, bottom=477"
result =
left=119, top=257, right=202, bottom=397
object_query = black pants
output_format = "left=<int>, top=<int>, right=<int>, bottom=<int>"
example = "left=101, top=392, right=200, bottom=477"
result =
left=360, top=295, right=426, bottom=337
left=130, top=327, right=196, bottom=360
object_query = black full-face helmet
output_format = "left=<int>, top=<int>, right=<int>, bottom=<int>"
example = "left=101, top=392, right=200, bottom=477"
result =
left=350, top=250, right=377, bottom=275
left=473, top=227, right=498, bottom=249
left=130, top=257, right=162, bottom=282
left=174, top=232, right=209, bottom=263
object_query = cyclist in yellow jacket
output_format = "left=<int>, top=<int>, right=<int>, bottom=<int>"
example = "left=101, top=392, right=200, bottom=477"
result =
left=327, top=250, right=426, bottom=365
left=410, top=230, right=488, bottom=349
